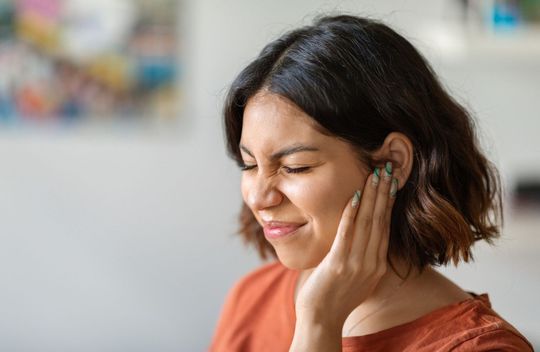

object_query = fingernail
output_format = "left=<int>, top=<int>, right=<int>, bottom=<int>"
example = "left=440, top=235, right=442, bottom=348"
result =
left=373, top=167, right=380, bottom=186
left=390, top=178, right=398, bottom=197
left=352, top=190, right=361, bottom=208
left=384, top=161, right=393, bottom=177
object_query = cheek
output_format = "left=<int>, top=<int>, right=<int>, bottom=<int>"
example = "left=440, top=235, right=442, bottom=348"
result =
left=282, top=175, right=344, bottom=227
left=313, top=189, right=348, bottom=237
left=240, top=175, right=252, bottom=204
left=289, top=170, right=366, bottom=238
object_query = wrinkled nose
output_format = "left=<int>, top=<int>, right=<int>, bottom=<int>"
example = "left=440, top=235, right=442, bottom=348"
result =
left=244, top=174, right=283, bottom=211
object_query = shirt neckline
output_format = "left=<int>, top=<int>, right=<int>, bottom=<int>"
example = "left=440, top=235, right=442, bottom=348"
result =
left=285, top=265, right=488, bottom=340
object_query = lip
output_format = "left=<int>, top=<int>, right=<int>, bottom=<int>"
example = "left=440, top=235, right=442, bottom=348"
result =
left=262, top=221, right=305, bottom=240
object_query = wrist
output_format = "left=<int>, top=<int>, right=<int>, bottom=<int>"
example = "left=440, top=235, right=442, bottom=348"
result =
left=295, top=308, right=346, bottom=332
left=289, top=315, right=343, bottom=352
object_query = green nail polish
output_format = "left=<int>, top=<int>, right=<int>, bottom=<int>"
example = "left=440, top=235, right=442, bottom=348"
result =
left=385, top=161, right=393, bottom=177
left=390, top=178, right=398, bottom=197
left=373, top=168, right=380, bottom=185
left=352, top=190, right=362, bottom=208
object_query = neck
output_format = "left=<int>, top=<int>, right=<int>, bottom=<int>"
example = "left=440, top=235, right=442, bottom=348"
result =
left=294, top=259, right=425, bottom=335
left=344, top=262, right=419, bottom=331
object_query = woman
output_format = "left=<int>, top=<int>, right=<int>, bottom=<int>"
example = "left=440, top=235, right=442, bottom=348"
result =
left=209, top=15, right=533, bottom=351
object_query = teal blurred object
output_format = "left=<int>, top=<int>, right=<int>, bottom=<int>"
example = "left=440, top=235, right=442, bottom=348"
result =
left=0, top=1, right=16, bottom=123
left=0, top=1, right=15, bottom=38
left=137, top=57, right=177, bottom=90
left=490, top=0, right=540, bottom=28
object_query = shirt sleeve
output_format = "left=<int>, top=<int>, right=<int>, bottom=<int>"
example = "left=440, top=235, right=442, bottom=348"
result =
left=452, top=329, right=534, bottom=352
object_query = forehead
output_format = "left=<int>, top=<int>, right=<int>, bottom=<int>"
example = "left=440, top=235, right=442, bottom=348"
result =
left=241, top=92, right=325, bottom=145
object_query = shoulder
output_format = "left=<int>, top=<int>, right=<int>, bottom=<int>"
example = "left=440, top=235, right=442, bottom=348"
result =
left=342, top=293, right=533, bottom=352
left=435, top=294, right=533, bottom=351
left=235, top=260, right=291, bottom=288
left=227, top=261, right=294, bottom=300
left=223, top=260, right=295, bottom=309
left=452, top=327, right=533, bottom=351
left=210, top=261, right=298, bottom=351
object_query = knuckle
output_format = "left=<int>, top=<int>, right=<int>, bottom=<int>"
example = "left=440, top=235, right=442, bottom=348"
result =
left=339, top=231, right=352, bottom=243
left=375, top=216, right=386, bottom=229
left=376, top=264, right=387, bottom=278
left=331, top=263, right=347, bottom=277
left=339, top=223, right=352, bottom=238
left=339, top=230, right=351, bottom=242
left=362, top=262, right=377, bottom=276
left=360, top=213, right=372, bottom=224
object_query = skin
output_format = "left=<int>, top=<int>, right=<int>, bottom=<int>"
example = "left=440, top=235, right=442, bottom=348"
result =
left=240, top=93, right=371, bottom=270
left=240, top=91, right=472, bottom=350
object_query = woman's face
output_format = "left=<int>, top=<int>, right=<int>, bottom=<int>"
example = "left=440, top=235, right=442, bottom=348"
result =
left=240, top=92, right=371, bottom=269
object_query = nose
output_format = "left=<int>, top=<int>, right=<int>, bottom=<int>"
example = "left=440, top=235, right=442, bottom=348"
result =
left=244, top=173, right=284, bottom=211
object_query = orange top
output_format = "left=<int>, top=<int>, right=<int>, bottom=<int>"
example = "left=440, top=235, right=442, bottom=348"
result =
left=209, top=261, right=533, bottom=352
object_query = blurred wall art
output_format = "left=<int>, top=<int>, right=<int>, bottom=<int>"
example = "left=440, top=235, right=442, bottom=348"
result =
left=0, top=0, right=180, bottom=125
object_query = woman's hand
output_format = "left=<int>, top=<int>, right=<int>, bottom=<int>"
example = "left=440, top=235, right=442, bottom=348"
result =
left=290, top=163, right=398, bottom=351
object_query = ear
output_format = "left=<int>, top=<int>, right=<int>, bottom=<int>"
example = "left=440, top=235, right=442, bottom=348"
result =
left=371, top=132, right=413, bottom=190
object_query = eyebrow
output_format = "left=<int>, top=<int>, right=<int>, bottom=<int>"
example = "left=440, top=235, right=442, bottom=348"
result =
left=239, top=144, right=320, bottom=161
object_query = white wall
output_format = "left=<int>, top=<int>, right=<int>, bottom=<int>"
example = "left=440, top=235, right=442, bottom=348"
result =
left=0, top=1, right=538, bottom=351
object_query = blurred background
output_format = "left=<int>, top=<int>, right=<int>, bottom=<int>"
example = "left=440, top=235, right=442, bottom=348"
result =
left=0, top=0, right=539, bottom=351
left=0, top=0, right=178, bottom=125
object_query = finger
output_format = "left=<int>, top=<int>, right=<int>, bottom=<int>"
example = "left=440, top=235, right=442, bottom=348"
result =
left=364, top=161, right=394, bottom=266
left=378, top=177, right=398, bottom=263
left=327, top=190, right=362, bottom=261
left=348, top=168, right=379, bottom=262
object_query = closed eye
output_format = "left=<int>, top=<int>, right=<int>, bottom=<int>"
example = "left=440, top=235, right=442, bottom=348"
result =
left=282, top=166, right=310, bottom=174
left=240, top=164, right=257, bottom=171
left=239, top=164, right=311, bottom=174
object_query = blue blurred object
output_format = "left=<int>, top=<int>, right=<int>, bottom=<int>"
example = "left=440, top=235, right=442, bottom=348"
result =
left=0, top=93, right=16, bottom=123
left=492, top=0, right=521, bottom=29
left=137, top=56, right=176, bottom=91
left=58, top=98, right=84, bottom=120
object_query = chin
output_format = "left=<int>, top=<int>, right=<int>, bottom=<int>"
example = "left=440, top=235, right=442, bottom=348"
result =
left=275, top=249, right=322, bottom=270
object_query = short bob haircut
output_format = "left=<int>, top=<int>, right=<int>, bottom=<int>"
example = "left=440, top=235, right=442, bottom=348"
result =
left=223, top=15, right=502, bottom=270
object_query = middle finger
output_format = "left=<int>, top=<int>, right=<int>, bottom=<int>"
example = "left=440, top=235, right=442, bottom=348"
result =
left=363, top=161, right=393, bottom=265
left=348, top=165, right=383, bottom=262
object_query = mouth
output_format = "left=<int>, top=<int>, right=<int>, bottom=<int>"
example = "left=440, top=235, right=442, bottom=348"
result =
left=262, top=222, right=306, bottom=240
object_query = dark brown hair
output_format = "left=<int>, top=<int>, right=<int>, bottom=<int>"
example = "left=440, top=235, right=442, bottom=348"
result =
left=223, top=15, right=503, bottom=269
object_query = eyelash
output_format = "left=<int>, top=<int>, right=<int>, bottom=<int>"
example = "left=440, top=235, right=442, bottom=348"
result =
left=240, top=164, right=256, bottom=171
left=240, top=164, right=310, bottom=174
left=284, top=166, right=311, bottom=174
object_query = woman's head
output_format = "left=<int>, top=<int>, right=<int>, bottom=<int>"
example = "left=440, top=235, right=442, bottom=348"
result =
left=224, top=15, right=502, bottom=270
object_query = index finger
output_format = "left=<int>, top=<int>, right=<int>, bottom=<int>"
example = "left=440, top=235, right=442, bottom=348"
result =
left=348, top=169, right=380, bottom=263
left=326, top=190, right=362, bottom=262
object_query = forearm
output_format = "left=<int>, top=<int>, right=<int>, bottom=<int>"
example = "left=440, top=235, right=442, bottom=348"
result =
left=289, top=316, right=342, bottom=352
